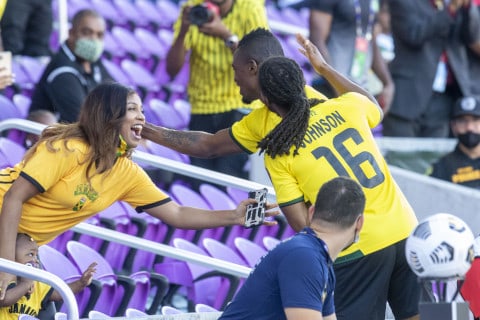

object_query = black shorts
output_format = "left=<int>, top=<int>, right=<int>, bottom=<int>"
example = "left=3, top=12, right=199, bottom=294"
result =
left=333, top=239, right=420, bottom=320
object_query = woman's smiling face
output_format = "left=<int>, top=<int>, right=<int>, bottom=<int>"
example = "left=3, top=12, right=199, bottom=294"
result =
left=120, top=93, right=145, bottom=148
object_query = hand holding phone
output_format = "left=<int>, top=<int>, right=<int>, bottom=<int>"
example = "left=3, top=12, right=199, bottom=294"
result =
left=244, top=188, right=268, bottom=228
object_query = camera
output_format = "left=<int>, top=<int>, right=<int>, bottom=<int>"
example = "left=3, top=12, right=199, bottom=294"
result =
left=188, top=2, right=218, bottom=26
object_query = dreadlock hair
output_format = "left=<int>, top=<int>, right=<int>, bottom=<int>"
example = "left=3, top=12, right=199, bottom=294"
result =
left=257, top=56, right=322, bottom=158
left=236, top=28, right=285, bottom=64
left=23, top=82, right=136, bottom=183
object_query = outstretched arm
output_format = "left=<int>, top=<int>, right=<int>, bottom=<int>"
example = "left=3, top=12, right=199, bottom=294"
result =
left=0, top=177, right=40, bottom=300
left=296, top=33, right=382, bottom=115
left=145, top=199, right=279, bottom=230
left=141, top=124, right=243, bottom=158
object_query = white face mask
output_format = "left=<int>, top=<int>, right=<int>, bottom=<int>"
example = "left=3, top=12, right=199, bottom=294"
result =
left=74, top=37, right=103, bottom=62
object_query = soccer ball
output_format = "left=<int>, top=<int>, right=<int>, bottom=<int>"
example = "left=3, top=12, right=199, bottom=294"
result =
left=405, top=213, right=475, bottom=279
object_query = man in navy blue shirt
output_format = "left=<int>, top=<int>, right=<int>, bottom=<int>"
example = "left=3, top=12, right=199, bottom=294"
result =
left=219, top=176, right=365, bottom=320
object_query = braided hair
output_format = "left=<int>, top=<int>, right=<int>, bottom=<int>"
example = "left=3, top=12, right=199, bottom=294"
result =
left=257, top=56, right=322, bottom=158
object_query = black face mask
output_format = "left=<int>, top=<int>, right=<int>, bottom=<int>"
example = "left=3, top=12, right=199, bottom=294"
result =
left=458, top=132, right=480, bottom=148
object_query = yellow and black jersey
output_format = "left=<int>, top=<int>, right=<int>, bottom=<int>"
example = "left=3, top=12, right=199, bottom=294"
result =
left=0, top=281, right=53, bottom=319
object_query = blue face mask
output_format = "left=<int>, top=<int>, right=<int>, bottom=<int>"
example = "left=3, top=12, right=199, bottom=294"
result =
left=74, top=37, right=103, bottom=62
left=458, top=132, right=480, bottom=149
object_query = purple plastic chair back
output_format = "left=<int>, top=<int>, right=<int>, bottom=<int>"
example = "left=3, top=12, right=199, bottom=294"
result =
left=161, top=306, right=184, bottom=315
left=134, top=28, right=168, bottom=60
left=38, top=245, right=92, bottom=315
left=262, top=236, right=281, bottom=251
left=90, top=0, right=125, bottom=25
left=225, top=186, right=248, bottom=205
left=145, top=140, right=190, bottom=163
left=67, top=241, right=120, bottom=316
left=234, top=237, right=267, bottom=268
left=135, top=0, right=165, bottom=27
left=156, top=1, right=180, bottom=27
left=195, top=303, right=219, bottom=313
left=0, top=137, right=26, bottom=168
left=149, top=99, right=188, bottom=129
left=67, top=0, right=91, bottom=19
left=98, top=201, right=133, bottom=272
left=172, top=98, right=191, bottom=126
left=154, top=238, right=222, bottom=308
left=202, top=238, right=247, bottom=267
left=125, top=308, right=147, bottom=317
left=112, top=0, right=148, bottom=29
left=101, top=59, right=132, bottom=86
left=0, top=95, right=24, bottom=121
left=111, top=27, right=151, bottom=64
left=18, top=56, right=48, bottom=84
left=12, top=94, right=31, bottom=118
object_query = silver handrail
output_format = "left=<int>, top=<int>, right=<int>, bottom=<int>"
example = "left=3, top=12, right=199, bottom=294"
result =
left=72, top=223, right=251, bottom=278
left=0, top=258, right=79, bottom=320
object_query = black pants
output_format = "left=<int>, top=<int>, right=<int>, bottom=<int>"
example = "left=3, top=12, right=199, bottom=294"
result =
left=1, top=0, right=53, bottom=56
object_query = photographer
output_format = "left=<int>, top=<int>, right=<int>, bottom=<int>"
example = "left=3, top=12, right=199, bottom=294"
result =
left=165, top=0, right=268, bottom=188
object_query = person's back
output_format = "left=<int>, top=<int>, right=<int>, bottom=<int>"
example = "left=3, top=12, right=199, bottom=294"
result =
left=220, top=232, right=334, bottom=320
left=220, top=176, right=366, bottom=320
left=29, top=9, right=111, bottom=123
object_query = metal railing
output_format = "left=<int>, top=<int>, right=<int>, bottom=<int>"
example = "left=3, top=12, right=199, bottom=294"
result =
left=0, top=258, right=79, bottom=319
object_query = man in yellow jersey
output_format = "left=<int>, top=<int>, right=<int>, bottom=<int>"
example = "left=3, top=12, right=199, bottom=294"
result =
left=166, top=0, right=268, bottom=184
left=143, top=29, right=420, bottom=320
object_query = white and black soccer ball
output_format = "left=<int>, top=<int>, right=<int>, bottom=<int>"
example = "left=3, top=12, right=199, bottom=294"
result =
left=405, top=213, right=475, bottom=279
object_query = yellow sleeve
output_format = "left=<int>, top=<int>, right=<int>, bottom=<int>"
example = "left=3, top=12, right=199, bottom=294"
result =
left=20, top=140, right=85, bottom=192
left=265, top=157, right=304, bottom=207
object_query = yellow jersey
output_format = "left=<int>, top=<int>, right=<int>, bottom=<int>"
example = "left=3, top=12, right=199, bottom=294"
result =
left=231, top=91, right=417, bottom=258
left=174, top=0, right=268, bottom=114
left=0, top=281, right=52, bottom=319
left=0, top=139, right=170, bottom=245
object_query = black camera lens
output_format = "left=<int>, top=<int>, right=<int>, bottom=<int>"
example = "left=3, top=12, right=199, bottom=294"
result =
left=188, top=4, right=213, bottom=26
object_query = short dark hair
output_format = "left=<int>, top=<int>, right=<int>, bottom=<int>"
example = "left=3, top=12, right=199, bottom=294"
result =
left=71, top=9, right=103, bottom=29
left=313, top=177, right=366, bottom=229
left=236, top=28, right=285, bottom=64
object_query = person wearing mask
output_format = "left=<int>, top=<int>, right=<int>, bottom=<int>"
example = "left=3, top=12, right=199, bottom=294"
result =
left=430, top=96, right=480, bottom=188
left=29, top=9, right=111, bottom=123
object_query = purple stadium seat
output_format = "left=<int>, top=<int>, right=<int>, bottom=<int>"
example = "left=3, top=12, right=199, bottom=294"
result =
left=38, top=245, right=102, bottom=317
left=101, top=59, right=133, bottom=86
left=0, top=94, right=24, bottom=121
left=66, top=0, right=91, bottom=19
left=145, top=140, right=190, bottom=164
left=112, top=0, right=150, bottom=30
left=234, top=237, right=267, bottom=268
left=262, top=235, right=281, bottom=251
left=195, top=303, right=219, bottom=313
left=198, top=184, right=247, bottom=246
left=88, top=310, right=111, bottom=319
left=0, top=137, right=26, bottom=169
left=156, top=1, right=180, bottom=28
left=121, top=59, right=163, bottom=102
left=168, top=183, right=211, bottom=244
left=110, top=27, right=154, bottom=70
left=18, top=56, right=48, bottom=84
left=125, top=308, right=147, bottom=317
left=225, top=186, right=248, bottom=205
left=66, top=241, right=136, bottom=316
left=12, top=93, right=31, bottom=118
left=102, top=33, right=126, bottom=66
left=161, top=306, right=184, bottom=315
left=148, top=99, right=188, bottom=129
left=54, top=312, right=67, bottom=320
left=172, top=98, right=191, bottom=126
left=154, top=238, right=240, bottom=311
left=134, top=28, right=168, bottom=61
left=90, top=0, right=126, bottom=27
left=135, top=0, right=166, bottom=29
left=97, top=201, right=134, bottom=272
